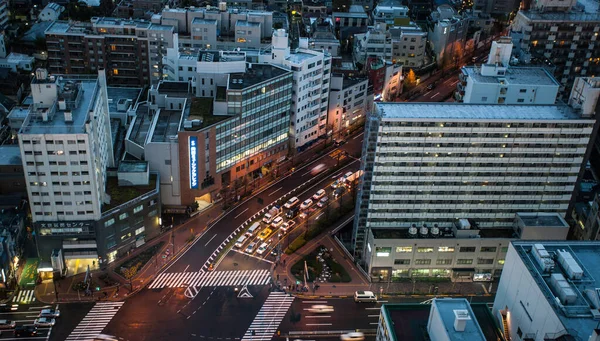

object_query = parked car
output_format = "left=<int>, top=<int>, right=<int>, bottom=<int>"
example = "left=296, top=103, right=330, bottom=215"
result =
left=334, top=139, right=346, bottom=146
left=39, top=309, right=60, bottom=318
left=14, top=326, right=37, bottom=337
left=257, top=242, right=269, bottom=255
left=245, top=242, right=257, bottom=254
left=34, top=317, right=55, bottom=327
left=280, top=220, right=295, bottom=233
left=300, top=199, right=313, bottom=210
left=317, top=196, right=329, bottom=208
left=312, top=189, right=326, bottom=201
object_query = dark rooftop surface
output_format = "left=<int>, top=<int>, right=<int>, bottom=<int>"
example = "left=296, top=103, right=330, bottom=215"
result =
left=118, top=160, right=148, bottom=173
left=106, top=87, right=142, bottom=113
left=187, top=97, right=230, bottom=129
left=382, top=303, right=503, bottom=341
left=158, top=81, right=191, bottom=95
left=518, top=214, right=568, bottom=227
left=102, top=174, right=157, bottom=212
left=228, top=64, right=291, bottom=90
left=151, top=110, right=182, bottom=142
left=342, top=77, right=367, bottom=89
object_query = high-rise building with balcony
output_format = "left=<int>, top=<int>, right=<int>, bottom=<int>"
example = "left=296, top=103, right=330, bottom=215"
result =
left=510, top=0, right=600, bottom=98
left=352, top=97, right=599, bottom=260
left=45, top=18, right=175, bottom=86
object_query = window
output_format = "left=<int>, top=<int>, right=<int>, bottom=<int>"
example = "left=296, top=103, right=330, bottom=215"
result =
left=456, top=259, right=473, bottom=265
left=459, top=247, right=476, bottom=252
left=481, top=96, right=488, bottom=102
left=135, top=226, right=145, bottom=235
left=480, top=247, right=497, bottom=252
left=148, top=209, right=157, bottom=217
left=517, top=98, right=525, bottom=103
left=498, top=259, right=505, bottom=265
left=417, top=247, right=433, bottom=253
left=436, top=258, right=452, bottom=265
left=133, top=205, right=143, bottom=214
left=119, top=213, right=129, bottom=220
left=375, top=247, right=392, bottom=257
left=438, top=246, right=455, bottom=252
left=105, top=218, right=115, bottom=227
left=396, top=246, right=412, bottom=253
left=414, top=259, right=431, bottom=265
left=121, top=233, right=132, bottom=241
left=394, top=259, right=410, bottom=265
left=477, top=258, right=494, bottom=265
left=501, top=247, right=509, bottom=253
left=519, top=89, right=527, bottom=93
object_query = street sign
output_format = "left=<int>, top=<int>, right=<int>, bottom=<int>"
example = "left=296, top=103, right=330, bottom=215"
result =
left=238, top=284, right=253, bottom=298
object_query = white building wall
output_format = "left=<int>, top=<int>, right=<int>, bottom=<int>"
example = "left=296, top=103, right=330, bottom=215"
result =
left=145, top=141, right=181, bottom=206
left=492, top=244, right=566, bottom=341
left=427, top=304, right=451, bottom=341
left=463, top=78, right=558, bottom=104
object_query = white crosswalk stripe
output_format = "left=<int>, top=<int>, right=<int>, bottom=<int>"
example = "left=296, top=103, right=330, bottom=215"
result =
left=241, top=292, right=294, bottom=341
left=13, top=289, right=36, bottom=304
left=149, top=269, right=271, bottom=289
left=65, top=302, right=125, bottom=341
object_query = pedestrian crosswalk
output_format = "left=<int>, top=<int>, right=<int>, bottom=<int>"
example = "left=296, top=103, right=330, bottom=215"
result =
left=66, top=302, right=124, bottom=341
left=149, top=269, right=271, bottom=289
left=13, top=289, right=36, bottom=304
left=241, top=292, right=295, bottom=341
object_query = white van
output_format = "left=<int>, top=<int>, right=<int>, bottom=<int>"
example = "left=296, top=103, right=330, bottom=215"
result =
left=235, top=236, right=247, bottom=248
left=354, top=290, right=377, bottom=303
left=246, top=222, right=260, bottom=237
left=284, top=196, right=300, bottom=209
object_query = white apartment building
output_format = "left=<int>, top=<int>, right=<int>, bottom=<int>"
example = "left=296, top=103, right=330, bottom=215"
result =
left=352, top=101, right=596, bottom=260
left=365, top=213, right=569, bottom=281
left=260, top=30, right=331, bottom=151
left=328, top=75, right=370, bottom=138
left=493, top=241, right=600, bottom=341
left=18, top=68, right=114, bottom=223
left=457, top=37, right=560, bottom=104
left=371, top=4, right=409, bottom=25
left=39, top=3, right=65, bottom=22
left=154, top=5, right=273, bottom=50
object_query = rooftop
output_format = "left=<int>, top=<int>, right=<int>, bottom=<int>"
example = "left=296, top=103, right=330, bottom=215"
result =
left=463, top=66, right=561, bottom=86
left=129, top=104, right=152, bottom=146
left=375, top=102, right=589, bottom=121
left=371, top=227, right=515, bottom=239
left=381, top=303, right=502, bottom=341
left=0, top=146, right=22, bottom=166
left=102, top=173, right=157, bottom=212
left=20, top=75, right=100, bottom=135
left=187, top=97, right=229, bottom=129
left=286, top=50, right=320, bottom=64
left=516, top=212, right=569, bottom=228
left=236, top=20, right=261, bottom=27
left=157, top=81, right=191, bottom=95
left=192, top=18, right=217, bottom=25
left=106, top=87, right=142, bottom=113
left=118, top=160, right=148, bottom=173
left=431, top=299, right=486, bottom=341
left=151, top=110, right=182, bottom=142
left=228, top=64, right=291, bottom=90
left=520, top=0, right=600, bottom=22
left=512, top=241, right=600, bottom=335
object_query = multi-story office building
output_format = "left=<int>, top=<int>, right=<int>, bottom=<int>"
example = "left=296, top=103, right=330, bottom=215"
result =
left=260, top=30, right=331, bottom=151
left=510, top=0, right=600, bottom=98
left=365, top=213, right=569, bottom=281
left=0, top=0, right=8, bottom=32
left=307, top=19, right=341, bottom=57
left=428, top=5, right=468, bottom=67
left=332, top=6, right=370, bottom=40
left=327, top=75, right=370, bottom=139
left=45, top=18, right=175, bottom=86
left=371, top=4, right=409, bottom=26
left=365, top=57, right=403, bottom=101
left=127, top=63, right=292, bottom=208
left=353, top=100, right=598, bottom=260
left=492, top=241, right=600, bottom=341
left=456, top=37, right=561, bottom=103
left=154, top=5, right=273, bottom=50
left=472, top=0, right=520, bottom=14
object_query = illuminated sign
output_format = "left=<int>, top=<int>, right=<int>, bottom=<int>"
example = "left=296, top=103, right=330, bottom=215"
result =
left=189, top=136, right=199, bottom=189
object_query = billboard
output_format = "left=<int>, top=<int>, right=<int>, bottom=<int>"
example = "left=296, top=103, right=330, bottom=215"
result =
left=189, top=136, right=199, bottom=189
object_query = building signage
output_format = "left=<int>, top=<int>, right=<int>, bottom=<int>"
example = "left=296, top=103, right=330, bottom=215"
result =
left=189, top=136, right=199, bottom=189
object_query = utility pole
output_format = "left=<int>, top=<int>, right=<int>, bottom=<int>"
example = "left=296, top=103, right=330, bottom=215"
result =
left=171, top=232, right=175, bottom=254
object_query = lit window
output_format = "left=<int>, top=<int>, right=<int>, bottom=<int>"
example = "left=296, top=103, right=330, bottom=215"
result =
left=119, top=212, right=128, bottom=220
left=438, top=246, right=455, bottom=252
left=396, top=246, right=412, bottom=253
left=417, top=247, right=433, bottom=253
left=133, top=205, right=143, bottom=214
left=105, top=218, right=115, bottom=227
left=114, top=69, right=119, bottom=75
left=375, top=247, right=391, bottom=257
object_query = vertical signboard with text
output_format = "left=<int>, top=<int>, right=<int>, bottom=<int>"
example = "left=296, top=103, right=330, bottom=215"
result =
left=189, top=136, right=199, bottom=189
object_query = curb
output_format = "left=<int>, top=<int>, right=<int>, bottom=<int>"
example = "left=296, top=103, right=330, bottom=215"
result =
left=292, top=293, right=493, bottom=299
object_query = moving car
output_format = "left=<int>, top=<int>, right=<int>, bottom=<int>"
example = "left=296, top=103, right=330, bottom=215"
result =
left=245, top=242, right=257, bottom=254
left=354, top=290, right=377, bottom=302
left=307, top=305, right=334, bottom=313
left=286, top=207, right=299, bottom=219
left=333, top=186, right=346, bottom=199
left=343, top=171, right=353, bottom=179
left=300, top=199, right=313, bottom=210
left=0, top=320, right=15, bottom=329
left=256, top=242, right=269, bottom=255
left=34, top=317, right=56, bottom=327
left=317, top=196, right=329, bottom=208
left=280, top=220, right=295, bottom=233
left=331, top=177, right=345, bottom=189
left=258, top=227, right=274, bottom=241
left=235, top=236, right=247, bottom=248
left=284, top=197, right=300, bottom=209
left=246, top=222, right=261, bottom=237
left=312, top=189, right=326, bottom=201
left=334, top=139, right=346, bottom=146
left=340, top=332, right=365, bottom=341
left=14, top=326, right=37, bottom=337
left=263, top=206, right=282, bottom=224
left=271, top=216, right=284, bottom=228
left=310, top=164, right=326, bottom=175
left=39, top=309, right=60, bottom=318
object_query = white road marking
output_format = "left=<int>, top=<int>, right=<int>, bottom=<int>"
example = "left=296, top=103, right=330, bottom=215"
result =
left=205, top=234, right=217, bottom=246
left=268, top=187, right=283, bottom=196
left=149, top=269, right=271, bottom=289
left=305, top=315, right=331, bottom=318
left=234, top=208, right=249, bottom=219
left=431, top=92, right=441, bottom=98
left=353, top=132, right=363, bottom=140
left=65, top=302, right=125, bottom=341
left=302, top=301, right=328, bottom=304
left=306, top=323, right=332, bottom=326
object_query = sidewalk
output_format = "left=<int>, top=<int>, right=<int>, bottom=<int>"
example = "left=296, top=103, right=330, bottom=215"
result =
left=34, top=133, right=350, bottom=304
left=275, top=232, right=495, bottom=299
